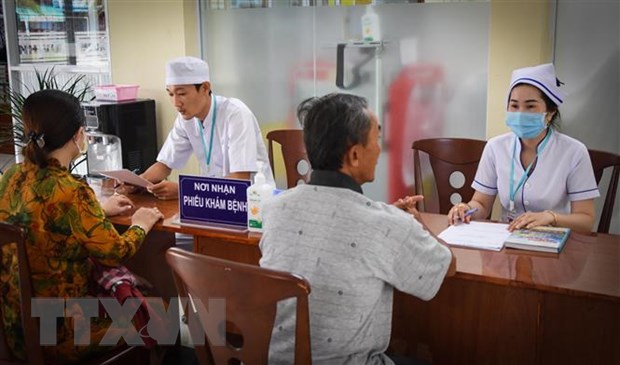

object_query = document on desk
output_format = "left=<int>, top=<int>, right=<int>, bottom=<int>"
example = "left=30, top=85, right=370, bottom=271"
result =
left=438, top=221, right=511, bottom=251
left=97, top=169, right=153, bottom=188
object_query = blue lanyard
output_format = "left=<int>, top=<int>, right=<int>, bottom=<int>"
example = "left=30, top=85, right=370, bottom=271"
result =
left=197, top=95, right=217, bottom=168
left=509, top=128, right=552, bottom=211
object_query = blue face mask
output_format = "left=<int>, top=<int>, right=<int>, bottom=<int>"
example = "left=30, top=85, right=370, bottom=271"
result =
left=505, top=112, right=547, bottom=139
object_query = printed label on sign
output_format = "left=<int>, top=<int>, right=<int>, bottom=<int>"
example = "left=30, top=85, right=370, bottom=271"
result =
left=179, top=175, right=251, bottom=229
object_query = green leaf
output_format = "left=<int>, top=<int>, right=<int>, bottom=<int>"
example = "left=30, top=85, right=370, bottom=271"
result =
left=0, top=67, right=93, bottom=149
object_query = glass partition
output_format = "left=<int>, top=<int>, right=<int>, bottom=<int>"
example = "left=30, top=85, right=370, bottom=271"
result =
left=1, top=0, right=111, bottom=167
left=554, top=1, right=620, bottom=233
left=204, top=0, right=421, bottom=10
left=3, top=0, right=111, bottom=102
left=201, top=1, right=489, bottom=201
left=14, top=0, right=108, bottom=66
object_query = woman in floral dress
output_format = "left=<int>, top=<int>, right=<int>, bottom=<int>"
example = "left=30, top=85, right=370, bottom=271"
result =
left=0, top=89, right=163, bottom=364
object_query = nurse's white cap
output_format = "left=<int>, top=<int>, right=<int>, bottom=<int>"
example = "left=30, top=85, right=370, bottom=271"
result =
left=165, top=56, right=210, bottom=86
left=508, top=63, right=564, bottom=106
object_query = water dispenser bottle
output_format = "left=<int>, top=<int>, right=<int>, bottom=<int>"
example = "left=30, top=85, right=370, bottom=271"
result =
left=86, top=130, right=123, bottom=174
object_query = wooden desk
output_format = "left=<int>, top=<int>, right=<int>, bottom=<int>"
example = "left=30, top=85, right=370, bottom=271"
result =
left=109, top=193, right=260, bottom=299
left=111, top=194, right=620, bottom=364
left=109, top=193, right=261, bottom=264
left=391, top=215, right=620, bottom=365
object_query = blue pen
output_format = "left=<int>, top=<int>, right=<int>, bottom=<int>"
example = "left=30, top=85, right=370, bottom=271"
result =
left=461, top=207, right=478, bottom=219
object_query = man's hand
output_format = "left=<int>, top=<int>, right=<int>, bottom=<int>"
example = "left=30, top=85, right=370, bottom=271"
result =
left=394, top=195, right=423, bottom=220
left=146, top=180, right=179, bottom=200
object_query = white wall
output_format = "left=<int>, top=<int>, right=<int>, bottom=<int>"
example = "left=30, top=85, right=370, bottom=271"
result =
left=107, top=0, right=200, bottom=180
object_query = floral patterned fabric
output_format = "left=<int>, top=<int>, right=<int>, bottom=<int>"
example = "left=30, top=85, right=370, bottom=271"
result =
left=0, top=159, right=146, bottom=364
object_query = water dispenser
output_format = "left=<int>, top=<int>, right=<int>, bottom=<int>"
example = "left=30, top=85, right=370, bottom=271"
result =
left=86, top=130, right=123, bottom=174
left=82, top=99, right=158, bottom=174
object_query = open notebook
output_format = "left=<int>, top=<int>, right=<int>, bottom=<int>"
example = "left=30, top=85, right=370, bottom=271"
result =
left=438, top=221, right=511, bottom=251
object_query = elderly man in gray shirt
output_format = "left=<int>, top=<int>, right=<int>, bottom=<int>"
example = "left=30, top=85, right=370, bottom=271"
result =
left=259, top=93, right=456, bottom=365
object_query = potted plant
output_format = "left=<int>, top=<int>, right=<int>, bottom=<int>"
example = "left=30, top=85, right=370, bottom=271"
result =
left=0, top=67, right=93, bottom=153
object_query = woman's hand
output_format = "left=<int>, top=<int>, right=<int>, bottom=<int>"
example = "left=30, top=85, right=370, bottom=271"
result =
left=131, top=207, right=164, bottom=233
left=448, top=202, right=473, bottom=225
left=147, top=181, right=179, bottom=200
left=101, top=193, right=134, bottom=217
left=508, top=211, right=555, bottom=231
left=394, top=195, right=423, bottom=220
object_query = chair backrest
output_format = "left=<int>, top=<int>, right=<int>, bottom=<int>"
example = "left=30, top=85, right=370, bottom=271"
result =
left=266, top=129, right=311, bottom=189
left=588, top=149, right=620, bottom=233
left=0, top=222, right=44, bottom=365
left=412, top=138, right=487, bottom=215
left=165, top=248, right=312, bottom=365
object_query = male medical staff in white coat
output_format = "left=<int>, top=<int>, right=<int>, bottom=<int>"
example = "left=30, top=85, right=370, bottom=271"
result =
left=141, top=56, right=274, bottom=200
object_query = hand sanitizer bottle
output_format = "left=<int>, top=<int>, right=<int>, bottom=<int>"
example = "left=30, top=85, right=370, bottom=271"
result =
left=362, top=5, right=381, bottom=42
left=247, top=163, right=275, bottom=232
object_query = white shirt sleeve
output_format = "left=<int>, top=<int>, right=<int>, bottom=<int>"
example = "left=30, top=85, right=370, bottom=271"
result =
left=472, top=140, right=499, bottom=196
left=156, top=115, right=194, bottom=170
left=387, top=218, right=452, bottom=301
left=369, top=206, right=452, bottom=301
left=225, top=105, right=260, bottom=173
left=567, top=143, right=600, bottom=201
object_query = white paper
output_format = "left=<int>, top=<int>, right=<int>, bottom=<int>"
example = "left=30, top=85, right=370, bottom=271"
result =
left=438, top=221, right=511, bottom=251
left=97, top=169, right=153, bottom=188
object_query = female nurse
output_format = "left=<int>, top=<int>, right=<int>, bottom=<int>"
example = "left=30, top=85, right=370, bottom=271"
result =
left=448, top=63, right=599, bottom=233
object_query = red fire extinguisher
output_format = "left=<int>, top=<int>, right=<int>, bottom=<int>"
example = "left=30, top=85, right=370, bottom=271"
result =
left=387, top=63, right=443, bottom=203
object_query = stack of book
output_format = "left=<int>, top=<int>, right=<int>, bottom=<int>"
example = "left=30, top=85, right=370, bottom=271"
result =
left=504, top=226, right=571, bottom=253
left=439, top=223, right=571, bottom=253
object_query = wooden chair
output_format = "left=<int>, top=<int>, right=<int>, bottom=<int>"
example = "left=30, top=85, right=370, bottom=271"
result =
left=412, top=138, right=487, bottom=214
left=266, top=129, right=311, bottom=189
left=0, top=222, right=147, bottom=365
left=165, top=248, right=312, bottom=365
left=0, top=222, right=43, bottom=365
left=588, top=149, right=620, bottom=233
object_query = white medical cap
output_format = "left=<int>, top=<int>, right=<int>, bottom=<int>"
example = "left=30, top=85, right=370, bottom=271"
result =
left=165, top=56, right=210, bottom=86
left=508, top=63, right=564, bottom=106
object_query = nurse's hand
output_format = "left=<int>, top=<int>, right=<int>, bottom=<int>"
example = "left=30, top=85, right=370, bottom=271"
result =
left=448, top=202, right=472, bottom=225
left=147, top=180, right=179, bottom=200
left=508, top=211, right=555, bottom=231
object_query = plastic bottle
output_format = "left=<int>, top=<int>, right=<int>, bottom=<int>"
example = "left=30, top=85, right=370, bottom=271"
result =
left=361, top=5, right=381, bottom=42
left=247, top=164, right=275, bottom=232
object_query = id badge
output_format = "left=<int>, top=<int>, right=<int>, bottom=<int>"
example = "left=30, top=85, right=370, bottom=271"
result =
left=201, top=164, right=212, bottom=177
left=204, top=166, right=218, bottom=178
left=507, top=200, right=517, bottom=222
left=506, top=210, right=518, bottom=222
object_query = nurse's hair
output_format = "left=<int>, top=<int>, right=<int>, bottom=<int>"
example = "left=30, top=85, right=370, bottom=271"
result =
left=297, top=93, right=371, bottom=171
left=193, top=83, right=212, bottom=95
left=22, top=89, right=84, bottom=169
left=511, top=82, right=562, bottom=128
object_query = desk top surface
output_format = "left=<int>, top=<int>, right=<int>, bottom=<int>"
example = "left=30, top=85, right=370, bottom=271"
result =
left=110, top=193, right=620, bottom=300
